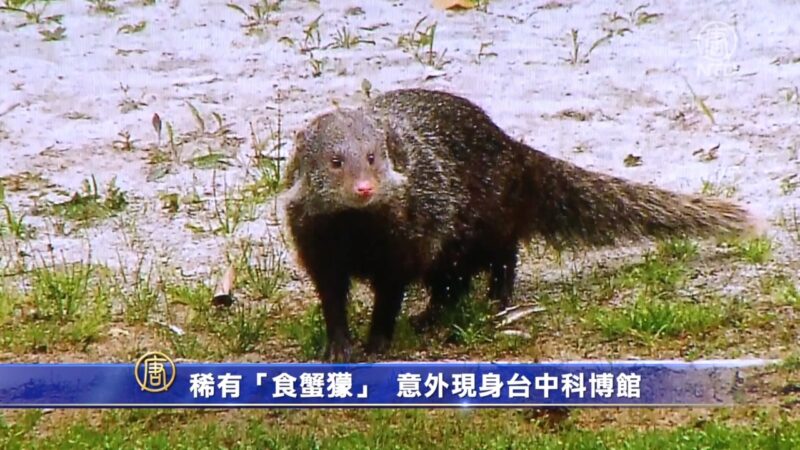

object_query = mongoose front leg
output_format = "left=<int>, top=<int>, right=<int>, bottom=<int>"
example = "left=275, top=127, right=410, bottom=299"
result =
left=365, top=280, right=407, bottom=355
left=315, top=274, right=353, bottom=362
left=488, top=244, right=519, bottom=309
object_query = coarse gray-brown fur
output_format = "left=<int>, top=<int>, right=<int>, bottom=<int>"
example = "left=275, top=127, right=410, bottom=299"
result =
left=282, top=88, right=763, bottom=362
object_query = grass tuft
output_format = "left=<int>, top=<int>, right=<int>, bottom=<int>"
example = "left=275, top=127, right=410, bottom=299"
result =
left=730, top=237, right=773, bottom=264
left=0, top=253, right=110, bottom=352
left=440, top=282, right=495, bottom=347
left=593, top=293, right=739, bottom=342
left=41, top=176, right=127, bottom=226
left=211, top=302, right=271, bottom=355
left=282, top=303, right=327, bottom=360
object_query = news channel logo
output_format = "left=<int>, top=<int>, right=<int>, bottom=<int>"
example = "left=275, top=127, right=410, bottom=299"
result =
left=134, top=351, right=177, bottom=393
left=694, top=21, right=738, bottom=77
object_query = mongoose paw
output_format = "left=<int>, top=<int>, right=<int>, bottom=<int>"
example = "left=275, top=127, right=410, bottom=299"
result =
left=410, top=306, right=443, bottom=332
left=492, top=297, right=514, bottom=314
left=324, top=339, right=353, bottom=363
left=364, top=335, right=391, bottom=355
left=409, top=314, right=430, bottom=332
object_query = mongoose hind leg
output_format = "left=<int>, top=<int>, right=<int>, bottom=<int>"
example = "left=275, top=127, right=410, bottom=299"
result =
left=487, top=243, right=519, bottom=309
left=365, top=279, right=408, bottom=355
left=413, top=267, right=474, bottom=331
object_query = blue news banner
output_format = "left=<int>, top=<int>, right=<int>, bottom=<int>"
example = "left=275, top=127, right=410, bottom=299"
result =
left=0, top=358, right=755, bottom=408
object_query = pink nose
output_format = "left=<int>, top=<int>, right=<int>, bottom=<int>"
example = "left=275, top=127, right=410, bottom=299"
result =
left=355, top=181, right=374, bottom=198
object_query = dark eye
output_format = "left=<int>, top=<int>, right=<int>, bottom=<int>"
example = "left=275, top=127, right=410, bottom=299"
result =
left=331, top=156, right=343, bottom=168
left=367, top=153, right=375, bottom=165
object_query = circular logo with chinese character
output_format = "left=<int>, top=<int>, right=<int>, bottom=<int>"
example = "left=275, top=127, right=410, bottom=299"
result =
left=134, top=351, right=177, bottom=393
left=695, top=21, right=738, bottom=63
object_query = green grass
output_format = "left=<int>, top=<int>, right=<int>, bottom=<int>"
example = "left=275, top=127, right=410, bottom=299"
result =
left=0, top=0, right=63, bottom=26
left=117, top=20, right=146, bottom=34
left=273, top=233, right=774, bottom=361
left=30, top=259, right=94, bottom=323
left=226, top=0, right=281, bottom=36
left=564, top=28, right=613, bottom=65
left=42, top=176, right=127, bottom=226
left=204, top=178, right=258, bottom=236
left=210, top=302, right=271, bottom=355
left=38, top=25, right=65, bottom=41
left=189, top=150, right=232, bottom=170
left=0, top=257, right=111, bottom=353
left=731, top=237, right=774, bottom=264
left=282, top=303, right=327, bottom=360
left=514, top=237, right=782, bottom=356
left=700, top=179, right=738, bottom=198
left=231, top=240, right=288, bottom=301
left=165, top=279, right=215, bottom=330
left=159, top=279, right=276, bottom=359
left=242, top=156, right=283, bottom=204
left=280, top=281, right=495, bottom=360
left=116, top=257, right=161, bottom=325
left=161, top=330, right=211, bottom=360
left=592, top=293, right=740, bottom=342
left=598, top=242, right=697, bottom=295
left=559, top=240, right=745, bottom=344
left=616, top=254, right=688, bottom=292
left=0, top=281, right=20, bottom=325
left=781, top=352, right=800, bottom=372
left=0, top=184, right=34, bottom=239
left=396, top=16, right=450, bottom=69
left=1, top=408, right=799, bottom=449
left=160, top=280, right=217, bottom=360
left=391, top=312, right=424, bottom=353
left=330, top=26, right=374, bottom=49
left=779, top=282, right=800, bottom=307
left=773, top=277, right=799, bottom=307
left=87, top=0, right=116, bottom=15
left=759, top=273, right=800, bottom=307
left=655, top=237, right=699, bottom=261
left=440, top=286, right=495, bottom=347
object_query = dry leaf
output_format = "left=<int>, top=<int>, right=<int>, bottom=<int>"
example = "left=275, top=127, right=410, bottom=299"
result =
left=152, top=113, right=162, bottom=137
left=212, top=264, right=236, bottom=307
left=693, top=143, right=720, bottom=162
left=499, top=329, right=533, bottom=339
left=623, top=154, right=643, bottom=167
left=432, top=0, right=476, bottom=11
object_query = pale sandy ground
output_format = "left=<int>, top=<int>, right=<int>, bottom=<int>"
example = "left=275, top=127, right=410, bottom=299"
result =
left=1, top=1, right=799, bottom=361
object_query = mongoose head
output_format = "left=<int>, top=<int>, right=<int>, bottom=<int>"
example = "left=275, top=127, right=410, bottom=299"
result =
left=284, top=109, right=407, bottom=214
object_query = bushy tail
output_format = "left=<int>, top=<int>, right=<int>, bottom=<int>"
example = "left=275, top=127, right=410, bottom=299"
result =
left=519, top=146, right=765, bottom=249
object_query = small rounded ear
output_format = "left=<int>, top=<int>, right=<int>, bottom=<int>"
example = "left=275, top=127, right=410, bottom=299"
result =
left=281, top=129, right=308, bottom=191
left=382, top=123, right=408, bottom=170
left=294, top=128, right=309, bottom=153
